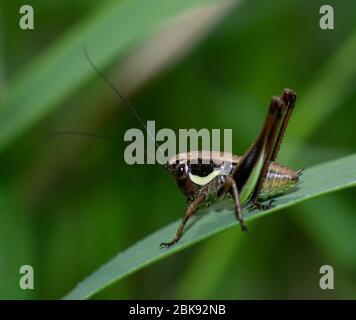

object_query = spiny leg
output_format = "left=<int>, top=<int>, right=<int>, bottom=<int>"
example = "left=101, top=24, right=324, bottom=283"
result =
left=248, top=199, right=275, bottom=212
left=248, top=90, right=298, bottom=212
left=230, top=96, right=284, bottom=195
left=226, top=176, right=248, bottom=232
left=160, top=193, right=206, bottom=248
left=270, top=89, right=297, bottom=162
left=249, top=89, right=297, bottom=208
left=217, top=96, right=284, bottom=228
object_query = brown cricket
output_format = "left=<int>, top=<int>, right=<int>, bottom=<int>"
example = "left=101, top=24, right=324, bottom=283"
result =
left=51, top=50, right=302, bottom=248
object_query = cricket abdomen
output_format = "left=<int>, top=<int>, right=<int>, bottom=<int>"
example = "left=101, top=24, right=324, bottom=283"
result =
left=258, top=163, right=301, bottom=201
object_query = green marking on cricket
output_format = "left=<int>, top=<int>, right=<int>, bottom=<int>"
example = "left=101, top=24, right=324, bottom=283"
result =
left=64, top=153, right=356, bottom=300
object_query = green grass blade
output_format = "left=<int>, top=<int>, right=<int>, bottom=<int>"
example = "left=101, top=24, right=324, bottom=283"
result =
left=64, top=153, right=356, bottom=299
left=296, top=194, right=356, bottom=270
left=175, top=227, right=244, bottom=299
left=0, top=0, right=222, bottom=152
left=288, top=28, right=356, bottom=146
left=0, top=187, right=36, bottom=299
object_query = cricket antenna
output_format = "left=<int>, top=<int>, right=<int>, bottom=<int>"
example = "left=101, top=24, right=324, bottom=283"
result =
left=45, top=130, right=159, bottom=165
left=83, top=47, right=168, bottom=169
left=46, top=130, right=123, bottom=144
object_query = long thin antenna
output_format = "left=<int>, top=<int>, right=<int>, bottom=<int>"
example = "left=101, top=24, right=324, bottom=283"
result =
left=45, top=130, right=158, bottom=164
left=83, top=47, right=167, bottom=167
left=45, top=130, right=123, bottom=144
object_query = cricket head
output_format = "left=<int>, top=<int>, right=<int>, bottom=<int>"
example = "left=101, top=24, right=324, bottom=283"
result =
left=167, top=156, right=194, bottom=198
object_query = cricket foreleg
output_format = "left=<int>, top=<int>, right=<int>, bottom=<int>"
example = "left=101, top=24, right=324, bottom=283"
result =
left=160, top=193, right=206, bottom=248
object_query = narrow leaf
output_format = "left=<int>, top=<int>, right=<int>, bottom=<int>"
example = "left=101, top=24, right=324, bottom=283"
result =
left=64, top=153, right=356, bottom=299
left=0, top=0, right=223, bottom=152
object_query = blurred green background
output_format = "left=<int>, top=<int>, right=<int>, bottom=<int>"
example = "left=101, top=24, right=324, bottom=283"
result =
left=0, top=0, right=356, bottom=299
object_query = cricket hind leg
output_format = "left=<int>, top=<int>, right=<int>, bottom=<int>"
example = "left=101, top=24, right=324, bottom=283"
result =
left=230, top=96, right=285, bottom=192
left=217, top=95, right=285, bottom=229
left=225, top=176, right=248, bottom=232
left=248, top=199, right=275, bottom=212
left=160, top=193, right=206, bottom=248
left=248, top=89, right=297, bottom=209
left=270, top=89, right=297, bottom=162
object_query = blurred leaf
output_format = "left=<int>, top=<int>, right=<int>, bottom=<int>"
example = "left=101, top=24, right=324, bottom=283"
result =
left=287, top=28, right=356, bottom=152
left=296, top=194, right=356, bottom=270
left=0, top=187, right=36, bottom=299
left=64, top=153, right=356, bottom=299
left=174, top=227, right=244, bottom=299
left=0, top=0, right=225, bottom=153
left=285, top=27, right=356, bottom=273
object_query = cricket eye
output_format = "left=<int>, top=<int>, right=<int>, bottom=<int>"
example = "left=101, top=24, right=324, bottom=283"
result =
left=174, top=164, right=187, bottom=178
